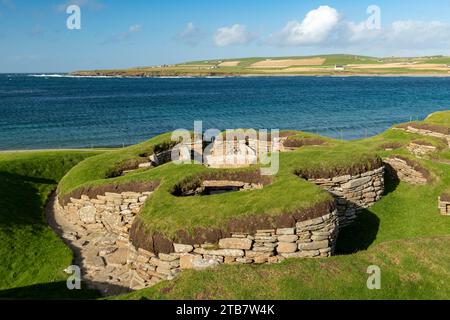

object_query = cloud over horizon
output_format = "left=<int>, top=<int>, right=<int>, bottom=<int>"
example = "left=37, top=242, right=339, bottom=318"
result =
left=102, top=24, right=143, bottom=44
left=177, top=22, right=204, bottom=46
left=267, top=5, right=450, bottom=55
left=213, top=24, right=253, bottom=47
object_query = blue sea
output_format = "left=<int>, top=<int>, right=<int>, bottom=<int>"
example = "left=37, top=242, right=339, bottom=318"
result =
left=1, top=74, right=450, bottom=150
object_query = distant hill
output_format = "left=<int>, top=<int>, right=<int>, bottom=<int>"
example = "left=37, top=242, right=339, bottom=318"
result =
left=71, top=54, right=450, bottom=77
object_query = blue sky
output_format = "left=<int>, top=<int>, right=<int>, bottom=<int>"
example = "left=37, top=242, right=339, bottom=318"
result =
left=1, top=0, right=450, bottom=72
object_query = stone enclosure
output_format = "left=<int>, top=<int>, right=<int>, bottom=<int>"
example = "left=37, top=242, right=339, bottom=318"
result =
left=305, top=167, right=384, bottom=226
left=407, top=141, right=437, bottom=158
left=384, top=156, right=430, bottom=185
left=57, top=191, right=338, bottom=293
left=438, top=195, right=450, bottom=216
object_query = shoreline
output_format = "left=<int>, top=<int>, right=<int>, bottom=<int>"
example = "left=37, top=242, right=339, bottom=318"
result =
left=67, top=73, right=450, bottom=79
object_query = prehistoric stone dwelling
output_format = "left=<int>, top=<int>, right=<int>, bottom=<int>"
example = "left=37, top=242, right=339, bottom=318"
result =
left=56, top=191, right=338, bottom=293
left=438, top=195, right=450, bottom=216
left=304, top=167, right=384, bottom=226
left=384, top=156, right=430, bottom=185
left=407, top=141, right=437, bottom=158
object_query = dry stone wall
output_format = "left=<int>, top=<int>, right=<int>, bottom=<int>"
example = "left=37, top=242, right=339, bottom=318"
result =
left=407, top=142, right=437, bottom=157
left=438, top=196, right=450, bottom=216
left=396, top=125, right=450, bottom=146
left=306, top=167, right=384, bottom=226
left=384, top=157, right=429, bottom=185
left=57, top=191, right=338, bottom=293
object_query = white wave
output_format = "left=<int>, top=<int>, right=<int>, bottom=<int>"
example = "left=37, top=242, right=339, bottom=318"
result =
left=29, top=74, right=65, bottom=78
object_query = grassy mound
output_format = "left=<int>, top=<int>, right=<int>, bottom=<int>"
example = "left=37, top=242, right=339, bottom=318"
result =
left=0, top=151, right=102, bottom=299
left=57, top=132, right=385, bottom=247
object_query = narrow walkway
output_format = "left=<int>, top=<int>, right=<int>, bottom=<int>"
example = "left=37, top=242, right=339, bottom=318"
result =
left=45, top=194, right=134, bottom=296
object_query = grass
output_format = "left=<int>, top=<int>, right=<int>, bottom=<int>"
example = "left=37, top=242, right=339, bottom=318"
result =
left=0, top=150, right=103, bottom=299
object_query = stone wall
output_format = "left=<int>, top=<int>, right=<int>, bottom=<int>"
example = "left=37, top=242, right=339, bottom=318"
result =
left=57, top=191, right=337, bottom=293
left=306, top=167, right=384, bottom=226
left=127, top=210, right=338, bottom=288
left=58, top=191, right=152, bottom=292
left=438, top=195, right=450, bottom=216
left=407, top=142, right=437, bottom=158
left=396, top=125, right=450, bottom=146
left=384, top=156, right=429, bottom=185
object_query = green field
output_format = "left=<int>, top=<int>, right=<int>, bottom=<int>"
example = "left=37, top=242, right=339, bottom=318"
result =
left=71, top=54, right=450, bottom=77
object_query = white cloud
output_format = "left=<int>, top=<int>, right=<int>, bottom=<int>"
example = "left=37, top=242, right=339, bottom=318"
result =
left=129, top=24, right=142, bottom=33
left=272, top=6, right=340, bottom=46
left=178, top=22, right=203, bottom=46
left=214, top=24, right=253, bottom=47
left=102, top=24, right=143, bottom=44
left=384, top=20, right=450, bottom=49
left=268, top=5, right=450, bottom=55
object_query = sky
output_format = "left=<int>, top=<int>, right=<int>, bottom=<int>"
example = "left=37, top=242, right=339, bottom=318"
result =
left=1, top=0, right=450, bottom=72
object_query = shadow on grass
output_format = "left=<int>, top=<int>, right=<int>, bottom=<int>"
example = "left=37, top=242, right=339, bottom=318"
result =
left=0, top=281, right=103, bottom=300
left=0, top=171, right=56, bottom=227
left=335, top=209, right=380, bottom=255
left=335, top=173, right=399, bottom=255
left=383, top=166, right=400, bottom=196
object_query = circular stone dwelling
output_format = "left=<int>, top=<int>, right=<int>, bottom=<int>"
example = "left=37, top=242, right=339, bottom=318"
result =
left=54, top=130, right=386, bottom=294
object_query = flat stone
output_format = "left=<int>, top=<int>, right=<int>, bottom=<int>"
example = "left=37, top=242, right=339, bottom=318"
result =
left=85, top=255, right=105, bottom=268
left=277, top=235, right=298, bottom=243
left=235, top=257, right=253, bottom=264
left=149, top=257, right=180, bottom=268
left=180, top=254, right=219, bottom=270
left=194, top=248, right=245, bottom=257
left=342, top=176, right=372, bottom=189
left=158, top=253, right=179, bottom=262
left=99, top=247, right=117, bottom=256
left=105, top=248, right=128, bottom=266
left=78, top=205, right=96, bottom=224
left=277, top=242, right=298, bottom=253
left=276, top=228, right=295, bottom=235
left=281, top=250, right=320, bottom=258
left=218, top=238, right=253, bottom=250
left=332, top=175, right=351, bottom=183
left=250, top=246, right=274, bottom=253
left=173, top=243, right=194, bottom=253
left=298, top=240, right=329, bottom=251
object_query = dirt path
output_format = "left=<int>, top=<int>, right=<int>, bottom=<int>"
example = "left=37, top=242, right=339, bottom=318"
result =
left=45, top=193, right=134, bottom=296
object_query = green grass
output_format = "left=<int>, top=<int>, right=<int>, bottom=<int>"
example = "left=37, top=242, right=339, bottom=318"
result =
left=425, top=111, right=450, bottom=126
left=0, top=150, right=103, bottom=299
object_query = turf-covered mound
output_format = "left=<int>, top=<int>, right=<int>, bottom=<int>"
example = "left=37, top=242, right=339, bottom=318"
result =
left=57, top=130, right=386, bottom=256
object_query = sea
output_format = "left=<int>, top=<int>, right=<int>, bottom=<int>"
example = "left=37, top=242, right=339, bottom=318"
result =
left=1, top=74, right=450, bottom=150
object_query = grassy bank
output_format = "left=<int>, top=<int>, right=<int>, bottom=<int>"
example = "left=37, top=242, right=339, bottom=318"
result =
left=0, top=151, right=103, bottom=299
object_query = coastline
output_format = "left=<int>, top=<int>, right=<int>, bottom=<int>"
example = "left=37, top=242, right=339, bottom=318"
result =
left=67, top=72, right=450, bottom=78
